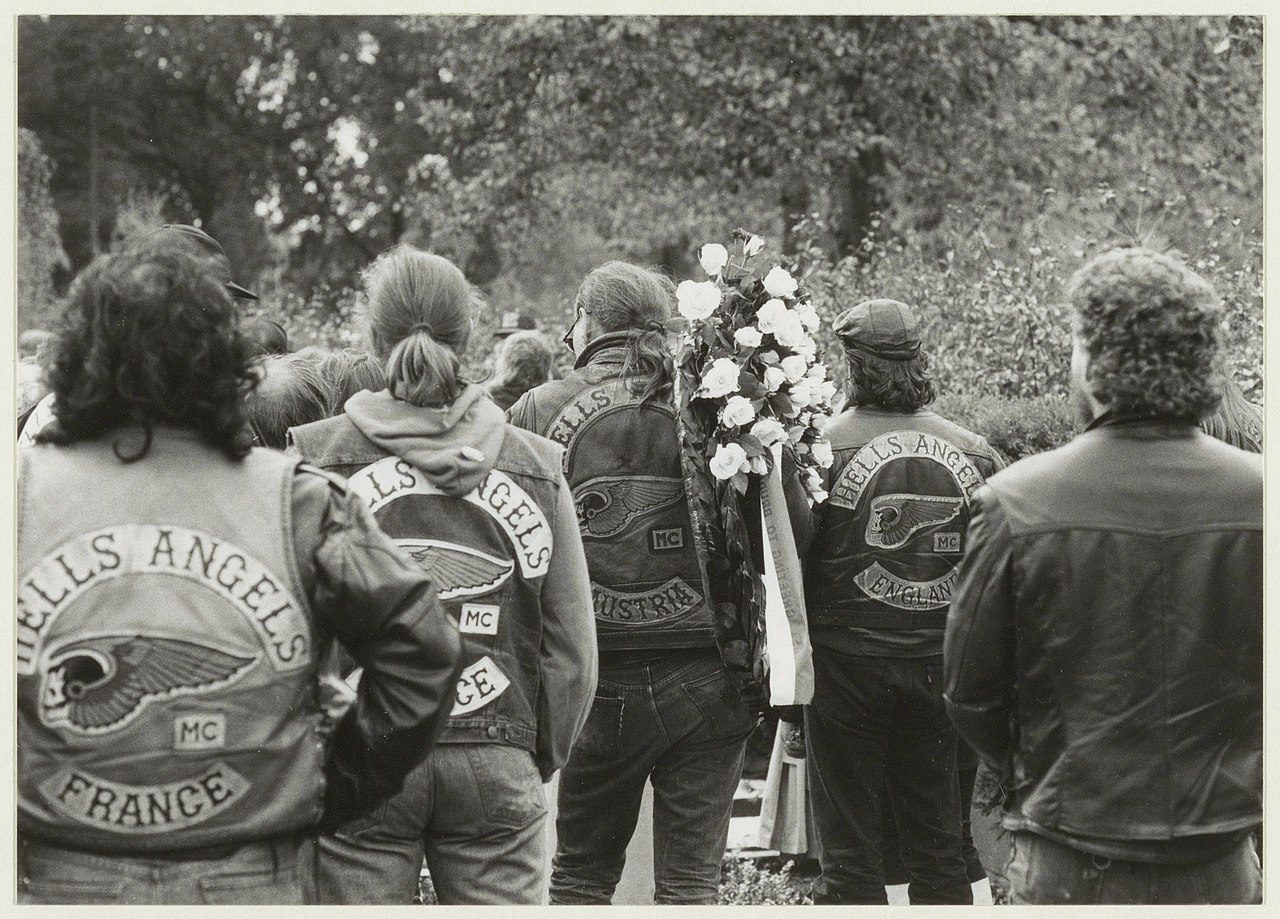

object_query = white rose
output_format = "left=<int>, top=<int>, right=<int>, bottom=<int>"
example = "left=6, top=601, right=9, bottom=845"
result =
left=733, top=326, right=763, bottom=349
left=762, top=265, right=799, bottom=298
left=806, top=363, right=826, bottom=381
left=676, top=280, right=722, bottom=321
left=796, top=301, right=820, bottom=332
left=818, top=380, right=839, bottom=404
left=720, top=395, right=756, bottom=427
left=710, top=442, right=748, bottom=481
left=699, top=243, right=729, bottom=277
left=790, top=378, right=815, bottom=409
left=750, top=416, right=787, bottom=446
left=755, top=298, right=789, bottom=334
left=788, top=424, right=807, bottom=445
left=758, top=349, right=781, bottom=365
left=794, top=335, right=818, bottom=357
left=762, top=366, right=787, bottom=393
left=810, top=440, right=834, bottom=468
left=749, top=455, right=769, bottom=476
left=743, top=234, right=765, bottom=257
left=698, top=357, right=741, bottom=399
left=773, top=311, right=808, bottom=348
left=781, top=355, right=808, bottom=383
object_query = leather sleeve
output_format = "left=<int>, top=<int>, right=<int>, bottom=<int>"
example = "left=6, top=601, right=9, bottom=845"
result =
left=505, top=389, right=538, bottom=433
left=943, top=485, right=1017, bottom=768
left=533, top=474, right=598, bottom=781
left=292, top=470, right=462, bottom=831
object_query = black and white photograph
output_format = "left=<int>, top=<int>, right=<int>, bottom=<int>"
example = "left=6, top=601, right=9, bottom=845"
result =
left=10, top=10, right=1266, bottom=906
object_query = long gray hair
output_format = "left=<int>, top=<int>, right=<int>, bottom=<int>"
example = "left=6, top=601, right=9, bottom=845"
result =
left=576, top=261, right=676, bottom=404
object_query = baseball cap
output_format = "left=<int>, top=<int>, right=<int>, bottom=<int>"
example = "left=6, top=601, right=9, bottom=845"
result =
left=832, top=298, right=921, bottom=360
left=127, top=224, right=258, bottom=301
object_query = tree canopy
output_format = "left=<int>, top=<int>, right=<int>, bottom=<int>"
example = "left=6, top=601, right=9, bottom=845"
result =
left=19, top=15, right=1261, bottom=340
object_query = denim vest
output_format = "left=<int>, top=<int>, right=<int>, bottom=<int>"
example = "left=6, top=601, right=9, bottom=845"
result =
left=509, top=333, right=716, bottom=653
left=805, top=407, right=1001, bottom=629
left=17, top=430, right=325, bottom=853
left=290, top=414, right=564, bottom=752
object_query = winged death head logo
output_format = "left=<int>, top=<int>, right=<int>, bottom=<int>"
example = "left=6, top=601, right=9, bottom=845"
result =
left=39, top=635, right=258, bottom=735
left=395, top=539, right=515, bottom=600
left=574, top=475, right=684, bottom=539
left=865, top=493, right=965, bottom=550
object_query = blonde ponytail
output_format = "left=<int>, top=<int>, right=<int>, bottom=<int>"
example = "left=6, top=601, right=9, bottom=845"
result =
left=386, top=326, right=462, bottom=407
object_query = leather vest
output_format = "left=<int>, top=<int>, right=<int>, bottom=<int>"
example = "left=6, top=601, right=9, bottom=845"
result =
left=17, top=430, right=324, bottom=853
left=806, top=407, right=1000, bottom=629
left=509, top=333, right=716, bottom=653
left=289, top=414, right=563, bottom=751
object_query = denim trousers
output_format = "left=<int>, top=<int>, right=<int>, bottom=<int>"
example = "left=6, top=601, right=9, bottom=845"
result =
left=18, top=834, right=314, bottom=904
left=317, top=743, right=546, bottom=904
left=805, top=647, right=973, bottom=904
left=1006, top=830, right=1262, bottom=904
left=550, top=647, right=755, bottom=905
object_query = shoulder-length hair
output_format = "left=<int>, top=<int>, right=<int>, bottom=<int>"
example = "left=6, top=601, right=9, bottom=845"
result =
left=37, top=247, right=257, bottom=461
left=843, top=346, right=937, bottom=413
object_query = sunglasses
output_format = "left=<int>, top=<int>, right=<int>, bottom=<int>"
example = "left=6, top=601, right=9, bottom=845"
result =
left=562, top=306, right=584, bottom=351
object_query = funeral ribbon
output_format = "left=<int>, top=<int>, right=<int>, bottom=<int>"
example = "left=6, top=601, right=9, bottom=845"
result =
left=759, top=442, right=815, bottom=706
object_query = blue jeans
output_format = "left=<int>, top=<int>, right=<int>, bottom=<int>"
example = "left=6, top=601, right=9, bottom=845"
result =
left=550, top=647, right=754, bottom=904
left=18, top=834, right=313, bottom=904
left=316, top=743, right=546, bottom=904
left=1006, top=830, right=1262, bottom=904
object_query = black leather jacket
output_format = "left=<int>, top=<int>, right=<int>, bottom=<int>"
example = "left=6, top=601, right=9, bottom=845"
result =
left=944, top=414, right=1262, bottom=844
left=805, top=405, right=1002, bottom=656
left=509, top=333, right=718, bottom=653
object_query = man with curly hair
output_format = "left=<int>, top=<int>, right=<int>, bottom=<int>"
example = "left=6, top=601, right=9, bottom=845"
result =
left=944, top=248, right=1262, bottom=904
left=17, top=245, right=461, bottom=903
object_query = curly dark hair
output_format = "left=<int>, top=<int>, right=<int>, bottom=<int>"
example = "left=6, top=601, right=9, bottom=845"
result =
left=36, top=247, right=258, bottom=461
left=1067, top=248, right=1223, bottom=421
left=843, top=346, right=937, bottom=412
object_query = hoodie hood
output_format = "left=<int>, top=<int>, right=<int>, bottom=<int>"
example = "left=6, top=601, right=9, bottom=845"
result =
left=345, top=384, right=507, bottom=496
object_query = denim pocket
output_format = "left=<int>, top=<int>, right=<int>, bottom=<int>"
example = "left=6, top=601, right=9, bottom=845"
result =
left=198, top=868, right=303, bottom=904
left=464, top=745, right=547, bottom=832
left=20, top=876, right=125, bottom=905
left=681, top=667, right=753, bottom=741
left=575, top=692, right=625, bottom=758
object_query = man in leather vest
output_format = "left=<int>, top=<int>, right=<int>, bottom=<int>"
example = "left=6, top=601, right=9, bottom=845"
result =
left=803, top=298, right=1003, bottom=904
left=508, top=262, right=766, bottom=904
left=17, top=245, right=461, bottom=904
left=944, top=248, right=1262, bottom=904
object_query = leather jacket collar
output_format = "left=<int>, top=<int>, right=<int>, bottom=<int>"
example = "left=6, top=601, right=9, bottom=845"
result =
left=573, top=330, right=638, bottom=370
left=1085, top=409, right=1198, bottom=435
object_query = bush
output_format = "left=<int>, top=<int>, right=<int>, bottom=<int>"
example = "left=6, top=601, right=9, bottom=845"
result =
left=718, top=858, right=813, bottom=905
left=932, top=392, right=1078, bottom=463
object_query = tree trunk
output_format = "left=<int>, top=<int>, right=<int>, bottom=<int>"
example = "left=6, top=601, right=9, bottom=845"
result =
left=779, top=165, right=810, bottom=257
left=88, top=102, right=101, bottom=256
left=833, top=146, right=885, bottom=257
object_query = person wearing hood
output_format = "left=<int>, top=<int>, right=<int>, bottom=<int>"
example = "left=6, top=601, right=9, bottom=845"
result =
left=290, top=246, right=596, bottom=905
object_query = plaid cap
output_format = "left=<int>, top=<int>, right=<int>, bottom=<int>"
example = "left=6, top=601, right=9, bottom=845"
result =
left=832, top=298, right=921, bottom=360
left=125, top=224, right=258, bottom=301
